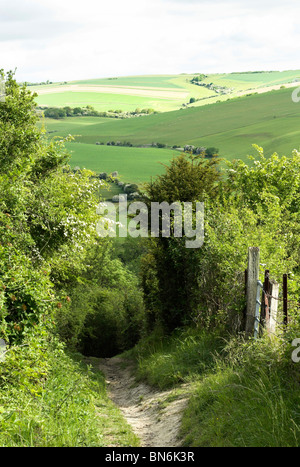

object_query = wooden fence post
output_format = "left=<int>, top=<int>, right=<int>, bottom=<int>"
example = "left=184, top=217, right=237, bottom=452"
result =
left=245, top=247, right=260, bottom=336
left=268, top=280, right=279, bottom=336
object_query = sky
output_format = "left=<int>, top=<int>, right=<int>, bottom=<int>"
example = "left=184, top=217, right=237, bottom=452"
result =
left=0, top=0, right=300, bottom=82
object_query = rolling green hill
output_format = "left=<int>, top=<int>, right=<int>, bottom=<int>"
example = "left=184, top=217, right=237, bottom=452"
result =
left=206, top=70, right=300, bottom=88
left=64, top=143, right=178, bottom=184
left=71, top=75, right=184, bottom=88
left=32, top=70, right=300, bottom=113
left=32, top=75, right=197, bottom=113
left=42, top=85, right=300, bottom=183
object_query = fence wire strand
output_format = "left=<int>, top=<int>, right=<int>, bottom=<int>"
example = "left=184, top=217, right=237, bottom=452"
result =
left=246, top=268, right=299, bottom=340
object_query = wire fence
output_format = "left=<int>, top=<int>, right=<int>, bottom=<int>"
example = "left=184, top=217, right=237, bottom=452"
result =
left=244, top=249, right=299, bottom=339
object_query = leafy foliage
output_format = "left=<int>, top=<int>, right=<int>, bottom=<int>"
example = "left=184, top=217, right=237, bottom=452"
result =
left=55, top=240, right=146, bottom=356
left=146, top=152, right=220, bottom=203
left=0, top=71, right=103, bottom=346
left=142, top=153, right=221, bottom=331
left=0, top=70, right=143, bottom=446
left=141, top=147, right=300, bottom=333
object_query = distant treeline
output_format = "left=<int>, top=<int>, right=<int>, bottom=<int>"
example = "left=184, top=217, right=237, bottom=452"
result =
left=93, top=141, right=218, bottom=157
left=190, top=76, right=231, bottom=95
left=23, top=80, right=68, bottom=86
left=230, top=71, right=278, bottom=74
left=40, top=105, right=157, bottom=120
left=190, top=74, right=207, bottom=83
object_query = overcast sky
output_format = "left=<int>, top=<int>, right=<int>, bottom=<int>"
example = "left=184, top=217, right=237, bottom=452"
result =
left=0, top=0, right=299, bottom=82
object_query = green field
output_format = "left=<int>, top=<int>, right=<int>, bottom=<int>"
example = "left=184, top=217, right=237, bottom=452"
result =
left=33, top=71, right=300, bottom=114
left=36, top=90, right=185, bottom=113
left=43, top=85, right=300, bottom=184
left=71, top=75, right=184, bottom=88
left=65, top=143, right=179, bottom=184
left=33, top=75, right=196, bottom=113
left=205, top=70, right=300, bottom=90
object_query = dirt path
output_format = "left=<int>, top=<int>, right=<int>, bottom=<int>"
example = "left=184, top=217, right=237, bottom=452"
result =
left=98, top=357, right=189, bottom=447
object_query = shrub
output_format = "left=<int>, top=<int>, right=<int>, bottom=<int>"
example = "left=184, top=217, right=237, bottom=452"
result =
left=55, top=241, right=146, bottom=357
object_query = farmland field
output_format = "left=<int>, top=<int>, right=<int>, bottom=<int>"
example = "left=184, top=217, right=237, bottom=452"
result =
left=32, top=71, right=300, bottom=113
left=36, top=90, right=180, bottom=113
left=65, top=143, right=178, bottom=184
left=32, top=75, right=199, bottom=112
left=205, top=70, right=300, bottom=90
left=71, top=76, right=184, bottom=88
left=42, top=84, right=300, bottom=184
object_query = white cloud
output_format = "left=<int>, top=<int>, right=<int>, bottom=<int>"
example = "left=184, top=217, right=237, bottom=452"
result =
left=0, top=0, right=300, bottom=82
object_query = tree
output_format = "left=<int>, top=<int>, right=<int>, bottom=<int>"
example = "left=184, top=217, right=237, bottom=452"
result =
left=146, top=153, right=220, bottom=203
left=205, top=147, right=219, bottom=158
left=142, top=153, right=221, bottom=332
left=44, top=107, right=66, bottom=119
left=73, top=107, right=82, bottom=115
left=63, top=106, right=73, bottom=116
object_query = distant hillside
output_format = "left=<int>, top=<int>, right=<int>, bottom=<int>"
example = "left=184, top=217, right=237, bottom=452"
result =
left=32, top=70, right=300, bottom=113
left=45, top=85, right=300, bottom=150
left=38, top=73, right=300, bottom=184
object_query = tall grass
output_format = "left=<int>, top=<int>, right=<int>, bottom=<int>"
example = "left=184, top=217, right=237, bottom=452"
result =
left=124, top=327, right=223, bottom=389
left=182, top=338, right=300, bottom=446
left=0, top=348, right=139, bottom=447
left=125, top=327, right=300, bottom=447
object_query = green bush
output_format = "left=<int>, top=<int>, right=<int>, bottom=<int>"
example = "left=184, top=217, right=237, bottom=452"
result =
left=0, top=71, right=140, bottom=446
left=142, top=153, right=221, bottom=332
left=55, top=241, right=146, bottom=357
left=81, top=286, right=144, bottom=357
left=44, top=107, right=66, bottom=119
left=141, top=149, right=300, bottom=333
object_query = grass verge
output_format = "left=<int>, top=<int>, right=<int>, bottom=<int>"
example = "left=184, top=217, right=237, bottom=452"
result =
left=124, top=326, right=300, bottom=447
left=0, top=341, right=139, bottom=447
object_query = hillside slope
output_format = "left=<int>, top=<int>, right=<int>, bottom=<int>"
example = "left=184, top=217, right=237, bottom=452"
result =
left=32, top=70, right=300, bottom=113
left=44, top=86, right=300, bottom=169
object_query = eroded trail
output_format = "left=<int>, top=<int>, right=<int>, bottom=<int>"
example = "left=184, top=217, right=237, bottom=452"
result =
left=98, top=357, right=188, bottom=447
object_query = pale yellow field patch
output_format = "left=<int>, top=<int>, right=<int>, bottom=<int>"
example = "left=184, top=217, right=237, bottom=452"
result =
left=36, top=84, right=189, bottom=100
left=235, top=81, right=300, bottom=97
